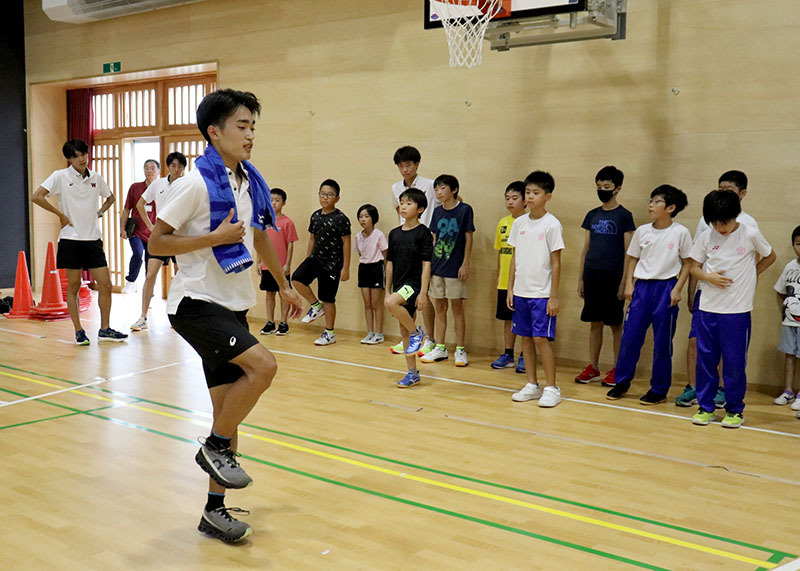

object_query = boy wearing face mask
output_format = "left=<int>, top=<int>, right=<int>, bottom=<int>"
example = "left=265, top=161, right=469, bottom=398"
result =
left=575, top=166, right=636, bottom=386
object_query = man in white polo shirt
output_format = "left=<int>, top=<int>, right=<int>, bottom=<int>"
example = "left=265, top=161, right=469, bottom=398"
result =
left=149, top=89, right=303, bottom=543
left=32, top=139, right=128, bottom=345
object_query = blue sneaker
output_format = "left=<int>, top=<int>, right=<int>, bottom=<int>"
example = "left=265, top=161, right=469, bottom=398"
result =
left=516, top=355, right=526, bottom=374
left=714, top=387, right=726, bottom=409
left=491, top=353, right=515, bottom=369
left=98, top=328, right=128, bottom=342
left=397, top=372, right=420, bottom=388
left=75, top=329, right=90, bottom=346
left=405, top=327, right=424, bottom=355
left=675, top=385, right=696, bottom=407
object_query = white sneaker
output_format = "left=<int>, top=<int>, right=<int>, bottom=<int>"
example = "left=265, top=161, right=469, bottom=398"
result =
left=130, top=317, right=147, bottom=331
left=420, top=346, right=448, bottom=363
left=512, top=382, right=542, bottom=402
left=314, top=330, right=336, bottom=345
left=302, top=304, right=324, bottom=323
left=419, top=338, right=436, bottom=356
left=366, top=333, right=384, bottom=345
left=774, top=391, right=796, bottom=405
left=454, top=348, right=468, bottom=367
left=791, top=398, right=800, bottom=411
left=360, top=333, right=374, bottom=344
left=121, top=280, right=137, bottom=294
left=538, top=386, right=562, bottom=408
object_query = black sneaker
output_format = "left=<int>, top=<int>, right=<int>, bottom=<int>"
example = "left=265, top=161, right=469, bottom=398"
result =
left=606, top=384, right=628, bottom=400
left=260, top=321, right=276, bottom=335
left=195, top=439, right=253, bottom=489
left=98, top=328, right=128, bottom=342
left=198, top=506, right=253, bottom=543
left=639, top=390, right=667, bottom=405
left=75, top=329, right=90, bottom=346
left=276, top=322, right=289, bottom=336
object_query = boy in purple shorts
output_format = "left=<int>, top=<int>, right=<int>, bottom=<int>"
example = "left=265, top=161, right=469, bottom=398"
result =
left=605, top=185, right=693, bottom=403
left=689, top=190, right=775, bottom=428
left=507, top=171, right=565, bottom=408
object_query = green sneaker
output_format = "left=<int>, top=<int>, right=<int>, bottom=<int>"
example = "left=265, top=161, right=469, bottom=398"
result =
left=389, top=341, right=404, bottom=354
left=721, top=412, right=744, bottom=428
left=418, top=338, right=436, bottom=356
left=675, top=385, right=697, bottom=407
left=692, top=409, right=715, bottom=425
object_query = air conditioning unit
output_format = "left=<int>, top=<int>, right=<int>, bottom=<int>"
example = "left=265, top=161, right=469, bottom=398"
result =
left=43, top=0, right=206, bottom=24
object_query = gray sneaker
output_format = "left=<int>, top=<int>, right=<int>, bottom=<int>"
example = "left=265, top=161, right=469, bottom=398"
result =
left=198, top=507, right=253, bottom=543
left=195, top=439, right=253, bottom=489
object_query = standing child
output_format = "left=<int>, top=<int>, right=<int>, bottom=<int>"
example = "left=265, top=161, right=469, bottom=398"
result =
left=390, top=145, right=440, bottom=355
left=355, top=204, right=389, bottom=344
left=258, top=188, right=299, bottom=336
left=689, top=190, right=775, bottom=428
left=774, top=225, right=800, bottom=406
left=421, top=174, right=475, bottom=366
left=384, top=188, right=433, bottom=387
left=576, top=166, right=635, bottom=386
left=292, top=179, right=351, bottom=345
left=490, top=180, right=527, bottom=373
left=605, top=185, right=693, bottom=403
left=508, top=171, right=565, bottom=408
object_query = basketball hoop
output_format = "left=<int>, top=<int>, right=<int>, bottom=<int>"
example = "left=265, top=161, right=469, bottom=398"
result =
left=433, top=0, right=505, bottom=68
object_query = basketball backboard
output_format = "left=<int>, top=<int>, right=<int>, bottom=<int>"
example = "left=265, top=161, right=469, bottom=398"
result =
left=424, top=0, right=587, bottom=30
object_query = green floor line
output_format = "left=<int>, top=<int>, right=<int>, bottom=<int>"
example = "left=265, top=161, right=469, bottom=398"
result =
left=2, top=365, right=796, bottom=562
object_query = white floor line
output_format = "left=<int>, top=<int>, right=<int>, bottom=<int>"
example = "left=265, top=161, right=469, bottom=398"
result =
left=0, top=327, right=46, bottom=338
left=271, top=350, right=800, bottom=439
left=368, top=400, right=424, bottom=413
left=773, top=558, right=800, bottom=570
left=106, top=359, right=196, bottom=382
left=444, top=414, right=800, bottom=486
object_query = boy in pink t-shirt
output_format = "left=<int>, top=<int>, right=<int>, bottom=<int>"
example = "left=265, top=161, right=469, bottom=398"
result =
left=258, top=188, right=299, bottom=335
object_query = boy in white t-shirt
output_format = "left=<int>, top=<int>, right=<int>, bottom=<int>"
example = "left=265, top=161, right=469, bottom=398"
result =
left=389, top=146, right=440, bottom=356
left=149, top=89, right=304, bottom=542
left=507, top=171, right=565, bottom=408
left=774, top=225, right=800, bottom=407
left=605, top=185, right=693, bottom=403
left=130, top=151, right=187, bottom=331
left=31, top=138, right=128, bottom=345
left=688, top=190, right=775, bottom=428
left=677, top=170, right=759, bottom=408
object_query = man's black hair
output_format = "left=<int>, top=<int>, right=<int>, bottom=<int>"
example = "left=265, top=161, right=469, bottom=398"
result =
left=393, top=146, right=421, bottom=165
left=505, top=180, right=525, bottom=197
left=650, top=184, right=688, bottom=218
left=595, top=165, right=624, bottom=188
left=399, top=188, right=427, bottom=212
left=62, top=139, right=89, bottom=159
left=196, top=89, right=261, bottom=145
left=524, top=170, right=555, bottom=194
left=165, top=152, right=187, bottom=167
left=144, top=159, right=160, bottom=169
left=703, top=190, right=741, bottom=224
left=357, top=204, right=380, bottom=225
left=320, top=178, right=340, bottom=196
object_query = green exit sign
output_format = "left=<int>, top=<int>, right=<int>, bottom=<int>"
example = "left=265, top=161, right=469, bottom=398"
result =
left=102, top=61, right=121, bottom=74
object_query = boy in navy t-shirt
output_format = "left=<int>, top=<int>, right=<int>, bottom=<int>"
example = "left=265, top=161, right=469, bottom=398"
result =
left=576, top=166, right=635, bottom=386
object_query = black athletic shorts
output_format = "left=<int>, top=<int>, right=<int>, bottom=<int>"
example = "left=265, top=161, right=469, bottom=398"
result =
left=358, top=262, right=385, bottom=289
left=259, top=271, right=290, bottom=293
left=56, top=239, right=107, bottom=270
left=168, top=297, right=258, bottom=388
left=496, top=288, right=513, bottom=321
left=292, top=257, right=341, bottom=303
left=580, top=267, right=625, bottom=326
left=144, top=241, right=175, bottom=266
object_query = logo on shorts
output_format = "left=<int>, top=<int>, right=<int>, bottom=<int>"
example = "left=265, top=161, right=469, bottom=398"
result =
left=736, top=246, right=746, bottom=255
left=229, top=336, right=237, bottom=346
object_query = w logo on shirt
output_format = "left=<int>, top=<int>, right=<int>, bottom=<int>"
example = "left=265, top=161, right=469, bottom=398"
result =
left=736, top=247, right=746, bottom=255
left=712, top=245, right=720, bottom=251
left=537, top=233, right=545, bottom=240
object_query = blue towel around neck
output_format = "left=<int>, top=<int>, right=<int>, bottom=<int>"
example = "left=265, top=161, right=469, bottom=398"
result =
left=194, top=145, right=277, bottom=274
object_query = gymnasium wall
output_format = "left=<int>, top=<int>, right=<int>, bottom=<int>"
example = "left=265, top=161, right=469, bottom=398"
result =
left=23, top=0, right=800, bottom=389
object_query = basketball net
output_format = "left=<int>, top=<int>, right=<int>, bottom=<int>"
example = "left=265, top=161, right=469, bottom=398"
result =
left=435, top=0, right=504, bottom=68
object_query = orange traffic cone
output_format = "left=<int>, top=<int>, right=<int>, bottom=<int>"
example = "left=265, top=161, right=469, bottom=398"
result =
left=59, top=268, right=91, bottom=313
left=5, top=251, right=34, bottom=319
left=29, top=242, right=70, bottom=320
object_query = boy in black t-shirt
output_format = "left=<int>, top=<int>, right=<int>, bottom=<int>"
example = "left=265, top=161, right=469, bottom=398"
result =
left=385, top=188, right=433, bottom=387
left=576, top=166, right=635, bottom=386
left=292, top=179, right=351, bottom=345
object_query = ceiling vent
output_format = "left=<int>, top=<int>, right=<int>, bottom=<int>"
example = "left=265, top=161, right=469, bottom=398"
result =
left=43, top=0, right=205, bottom=24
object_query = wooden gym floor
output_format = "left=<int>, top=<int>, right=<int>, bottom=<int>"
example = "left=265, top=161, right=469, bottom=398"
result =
left=1, top=292, right=799, bottom=570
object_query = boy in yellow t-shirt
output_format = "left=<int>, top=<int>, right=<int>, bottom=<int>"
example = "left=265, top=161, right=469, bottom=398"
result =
left=491, top=181, right=527, bottom=372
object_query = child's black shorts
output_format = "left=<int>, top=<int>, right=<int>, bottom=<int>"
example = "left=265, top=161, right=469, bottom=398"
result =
left=580, top=267, right=625, bottom=326
left=259, top=271, right=290, bottom=293
left=292, top=257, right=341, bottom=303
left=496, top=289, right=513, bottom=321
left=358, top=261, right=385, bottom=289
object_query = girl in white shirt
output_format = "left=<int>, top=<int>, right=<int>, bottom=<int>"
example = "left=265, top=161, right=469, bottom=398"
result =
left=354, top=204, right=388, bottom=344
